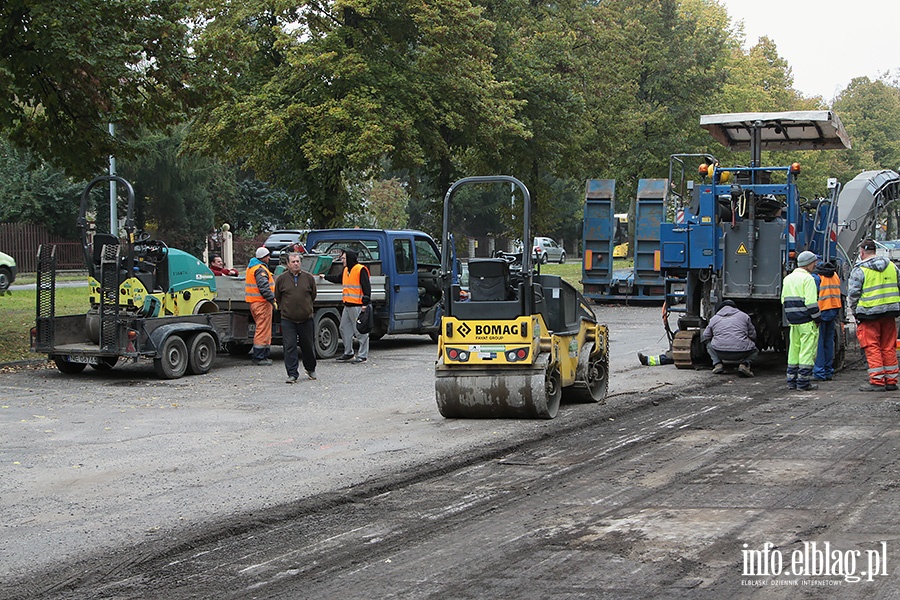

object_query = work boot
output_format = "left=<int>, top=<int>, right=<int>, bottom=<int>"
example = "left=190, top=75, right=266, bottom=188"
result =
left=886, top=383, right=898, bottom=391
left=712, top=363, right=724, bottom=374
left=336, top=354, right=353, bottom=362
left=859, top=383, right=886, bottom=392
left=253, top=358, right=273, bottom=366
left=796, top=383, right=818, bottom=391
left=637, top=352, right=649, bottom=366
left=738, top=363, right=754, bottom=378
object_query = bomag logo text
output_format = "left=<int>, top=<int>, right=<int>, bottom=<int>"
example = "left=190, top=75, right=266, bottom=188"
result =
left=475, top=324, right=517, bottom=336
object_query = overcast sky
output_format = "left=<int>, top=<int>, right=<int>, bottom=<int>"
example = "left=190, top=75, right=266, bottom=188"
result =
left=719, top=0, right=899, bottom=102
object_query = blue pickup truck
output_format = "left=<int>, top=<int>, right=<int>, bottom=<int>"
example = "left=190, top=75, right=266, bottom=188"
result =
left=214, top=229, right=443, bottom=358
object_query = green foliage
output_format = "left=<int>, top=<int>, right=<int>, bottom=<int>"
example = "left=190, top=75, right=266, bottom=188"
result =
left=834, top=78, right=900, bottom=171
left=0, top=137, right=83, bottom=237
left=0, top=286, right=85, bottom=363
left=0, top=1, right=202, bottom=178
left=366, top=179, right=410, bottom=230
left=2, top=0, right=899, bottom=250
left=117, top=125, right=239, bottom=256
left=228, top=177, right=297, bottom=236
left=188, top=0, right=527, bottom=227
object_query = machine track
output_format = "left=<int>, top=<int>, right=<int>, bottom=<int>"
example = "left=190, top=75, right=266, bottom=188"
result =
left=672, top=329, right=701, bottom=369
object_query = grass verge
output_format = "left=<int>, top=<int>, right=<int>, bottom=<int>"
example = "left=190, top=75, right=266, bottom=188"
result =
left=0, top=287, right=87, bottom=363
left=540, top=259, right=634, bottom=289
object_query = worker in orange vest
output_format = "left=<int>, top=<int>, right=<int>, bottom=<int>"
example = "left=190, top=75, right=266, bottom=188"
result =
left=324, top=249, right=371, bottom=363
left=812, top=260, right=841, bottom=381
left=245, top=246, right=276, bottom=365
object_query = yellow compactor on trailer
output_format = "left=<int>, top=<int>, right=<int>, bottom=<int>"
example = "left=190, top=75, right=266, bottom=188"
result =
left=435, top=176, right=610, bottom=419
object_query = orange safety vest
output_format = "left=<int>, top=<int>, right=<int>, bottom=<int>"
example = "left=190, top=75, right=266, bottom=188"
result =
left=342, top=263, right=369, bottom=305
left=818, top=273, right=842, bottom=311
left=245, top=263, right=274, bottom=303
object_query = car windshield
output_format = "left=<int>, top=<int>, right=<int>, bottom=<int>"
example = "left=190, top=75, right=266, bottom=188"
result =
left=266, top=232, right=303, bottom=245
left=310, top=240, right=380, bottom=261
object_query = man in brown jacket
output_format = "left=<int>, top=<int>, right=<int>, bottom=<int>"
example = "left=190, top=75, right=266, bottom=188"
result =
left=275, top=252, right=318, bottom=383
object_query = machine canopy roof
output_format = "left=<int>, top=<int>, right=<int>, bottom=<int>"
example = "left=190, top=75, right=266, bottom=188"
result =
left=700, top=111, right=851, bottom=152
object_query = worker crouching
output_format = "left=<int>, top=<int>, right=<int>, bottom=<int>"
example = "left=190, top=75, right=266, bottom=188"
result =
left=700, top=300, right=757, bottom=377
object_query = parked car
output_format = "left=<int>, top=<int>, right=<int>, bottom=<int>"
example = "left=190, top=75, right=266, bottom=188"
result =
left=532, top=237, right=566, bottom=264
left=263, top=229, right=309, bottom=263
left=0, top=250, right=17, bottom=292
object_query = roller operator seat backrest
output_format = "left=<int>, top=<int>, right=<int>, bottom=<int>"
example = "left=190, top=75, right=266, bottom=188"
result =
left=467, top=258, right=511, bottom=301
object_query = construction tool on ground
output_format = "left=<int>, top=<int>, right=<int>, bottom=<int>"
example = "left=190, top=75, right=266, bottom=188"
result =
left=435, top=176, right=609, bottom=419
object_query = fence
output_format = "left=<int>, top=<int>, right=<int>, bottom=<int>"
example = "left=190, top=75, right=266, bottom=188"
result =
left=0, top=223, right=83, bottom=273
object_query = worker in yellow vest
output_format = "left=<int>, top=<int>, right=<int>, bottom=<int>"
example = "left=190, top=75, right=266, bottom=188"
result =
left=812, top=261, right=842, bottom=382
left=780, top=251, right=821, bottom=391
left=245, top=246, right=276, bottom=366
left=847, top=239, right=900, bottom=391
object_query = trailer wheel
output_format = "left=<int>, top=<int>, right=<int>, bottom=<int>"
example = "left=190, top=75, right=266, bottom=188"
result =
left=52, top=356, right=86, bottom=374
left=187, top=332, right=217, bottom=375
left=154, top=335, right=188, bottom=379
left=315, top=315, right=340, bottom=359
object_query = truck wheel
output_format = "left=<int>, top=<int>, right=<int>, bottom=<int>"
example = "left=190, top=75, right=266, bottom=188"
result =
left=154, top=335, right=188, bottom=379
left=187, top=332, right=217, bottom=375
left=53, top=356, right=86, bottom=374
left=315, top=316, right=340, bottom=359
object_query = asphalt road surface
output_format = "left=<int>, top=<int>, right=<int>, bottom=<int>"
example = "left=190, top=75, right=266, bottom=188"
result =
left=2, top=306, right=899, bottom=599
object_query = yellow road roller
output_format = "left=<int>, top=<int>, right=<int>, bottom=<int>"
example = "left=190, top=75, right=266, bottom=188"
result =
left=435, top=176, right=609, bottom=419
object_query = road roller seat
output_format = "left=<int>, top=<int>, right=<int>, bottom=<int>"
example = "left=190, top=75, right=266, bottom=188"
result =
left=468, top=258, right=512, bottom=301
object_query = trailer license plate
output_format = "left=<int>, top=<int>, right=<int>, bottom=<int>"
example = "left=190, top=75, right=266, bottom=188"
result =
left=67, top=355, right=98, bottom=365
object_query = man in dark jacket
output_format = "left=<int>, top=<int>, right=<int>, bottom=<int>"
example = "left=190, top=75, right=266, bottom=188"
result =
left=812, top=260, right=841, bottom=381
left=275, top=252, right=318, bottom=383
left=700, top=300, right=758, bottom=377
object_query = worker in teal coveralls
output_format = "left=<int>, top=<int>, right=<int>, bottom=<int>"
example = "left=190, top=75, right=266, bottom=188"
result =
left=780, top=250, right=822, bottom=391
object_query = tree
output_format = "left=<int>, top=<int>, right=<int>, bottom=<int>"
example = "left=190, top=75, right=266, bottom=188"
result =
left=0, top=136, right=83, bottom=237
left=117, top=125, right=240, bottom=257
left=0, top=1, right=202, bottom=178
left=188, top=0, right=527, bottom=228
left=834, top=78, right=900, bottom=171
left=367, top=179, right=409, bottom=230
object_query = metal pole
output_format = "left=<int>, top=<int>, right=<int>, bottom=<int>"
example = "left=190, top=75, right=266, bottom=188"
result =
left=109, top=123, right=117, bottom=235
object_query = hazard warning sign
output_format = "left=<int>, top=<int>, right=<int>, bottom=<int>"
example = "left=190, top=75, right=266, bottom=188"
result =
left=736, top=243, right=748, bottom=255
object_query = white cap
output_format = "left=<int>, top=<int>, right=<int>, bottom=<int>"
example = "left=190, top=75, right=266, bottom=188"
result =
left=255, top=247, right=270, bottom=259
